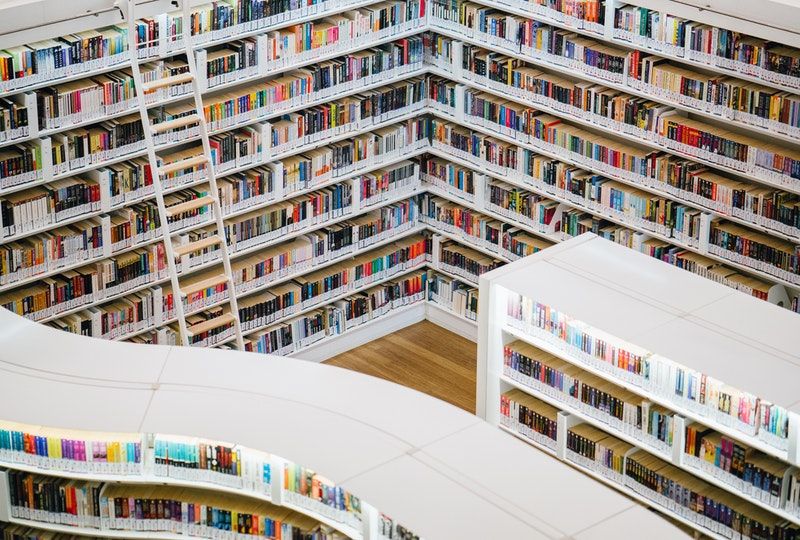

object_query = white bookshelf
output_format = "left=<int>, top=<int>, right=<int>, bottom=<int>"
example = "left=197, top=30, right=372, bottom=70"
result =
left=477, top=233, right=800, bottom=539
left=0, top=306, right=691, bottom=539
left=2, top=0, right=800, bottom=353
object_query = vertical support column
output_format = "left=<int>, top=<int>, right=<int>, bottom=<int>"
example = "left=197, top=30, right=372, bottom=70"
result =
left=270, top=455, right=285, bottom=505
left=40, top=137, right=53, bottom=181
left=268, top=160, right=284, bottom=202
left=101, top=216, right=113, bottom=257
left=454, top=84, right=467, bottom=124
left=788, top=413, right=800, bottom=466
left=476, top=276, right=508, bottom=420
left=23, top=92, right=38, bottom=139
left=603, top=0, right=617, bottom=41
left=351, top=175, right=363, bottom=212
left=450, top=40, right=464, bottom=77
left=360, top=502, right=380, bottom=540
left=556, top=411, right=580, bottom=460
left=698, top=211, right=712, bottom=253
left=430, top=234, right=443, bottom=271
left=0, top=471, right=11, bottom=522
left=473, top=173, right=487, bottom=211
left=194, top=49, right=209, bottom=92
left=671, top=415, right=686, bottom=466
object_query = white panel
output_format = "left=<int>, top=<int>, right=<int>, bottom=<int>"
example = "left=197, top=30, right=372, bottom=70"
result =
left=417, top=422, right=642, bottom=538
left=157, top=345, right=480, bottom=450
left=635, top=317, right=800, bottom=407
left=0, top=309, right=171, bottom=382
left=689, top=294, right=800, bottom=362
left=549, top=236, right=732, bottom=313
left=574, top=505, right=692, bottom=540
left=343, top=455, right=552, bottom=540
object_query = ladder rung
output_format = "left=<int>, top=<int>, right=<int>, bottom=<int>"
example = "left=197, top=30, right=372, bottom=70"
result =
left=164, top=195, right=214, bottom=218
left=180, top=273, right=230, bottom=296
left=151, top=114, right=200, bottom=134
left=185, top=312, right=236, bottom=337
left=159, top=155, right=209, bottom=175
left=173, top=235, right=223, bottom=257
left=141, top=73, right=195, bottom=92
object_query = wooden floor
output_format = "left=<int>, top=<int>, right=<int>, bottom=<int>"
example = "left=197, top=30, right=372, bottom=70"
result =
left=324, top=321, right=477, bottom=413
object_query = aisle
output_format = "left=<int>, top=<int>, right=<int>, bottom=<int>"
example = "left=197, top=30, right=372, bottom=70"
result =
left=324, top=321, right=477, bottom=413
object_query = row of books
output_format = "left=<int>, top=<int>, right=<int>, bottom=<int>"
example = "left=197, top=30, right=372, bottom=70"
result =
left=426, top=271, right=478, bottom=321
left=0, top=120, right=439, bottom=291
left=0, top=67, right=429, bottom=195
left=378, top=515, right=421, bottom=540
left=3, top=29, right=421, bottom=145
left=0, top=28, right=130, bottom=92
left=503, top=340, right=674, bottom=454
left=0, top=423, right=142, bottom=474
left=505, top=293, right=791, bottom=450
left=431, top=2, right=800, bottom=153
left=0, top=0, right=426, bottom=94
left=499, top=388, right=800, bottom=532
left=260, top=6, right=424, bottom=68
left=684, top=423, right=789, bottom=511
left=0, top=95, right=30, bottom=143
left=0, top=149, right=424, bottom=316
left=455, top=88, right=800, bottom=285
left=203, top=51, right=424, bottom=136
left=611, top=3, right=800, bottom=90
left=427, top=117, right=789, bottom=305
left=489, top=0, right=800, bottom=93
left=33, top=59, right=190, bottom=132
left=4, top=470, right=342, bottom=539
left=161, top=0, right=426, bottom=52
left=455, top=39, right=800, bottom=237
left=284, top=463, right=361, bottom=519
left=0, top=77, right=429, bottom=246
left=243, top=267, right=428, bottom=355
left=439, top=133, right=800, bottom=292
left=44, top=206, right=421, bottom=341
left=454, top=65, right=800, bottom=206
left=0, top=117, right=423, bottom=283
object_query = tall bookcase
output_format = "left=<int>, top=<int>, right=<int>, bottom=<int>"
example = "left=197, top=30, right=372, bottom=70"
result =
left=477, top=233, right=800, bottom=539
left=2, top=0, right=800, bottom=360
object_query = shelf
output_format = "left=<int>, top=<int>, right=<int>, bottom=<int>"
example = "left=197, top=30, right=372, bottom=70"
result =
left=120, top=225, right=428, bottom=343
left=0, top=458, right=273, bottom=505
left=428, top=107, right=800, bottom=292
left=478, top=0, right=800, bottom=95
left=429, top=13, right=800, bottom=149
left=431, top=66, right=800, bottom=243
left=502, top=323, right=791, bottom=462
left=1, top=110, right=427, bottom=304
left=0, top=0, right=398, bottom=99
left=0, top=64, right=427, bottom=200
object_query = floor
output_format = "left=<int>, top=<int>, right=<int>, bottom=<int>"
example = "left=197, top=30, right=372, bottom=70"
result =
left=324, top=321, right=477, bottom=413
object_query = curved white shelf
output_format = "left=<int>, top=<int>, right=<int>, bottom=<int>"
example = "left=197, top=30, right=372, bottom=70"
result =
left=0, top=306, right=688, bottom=539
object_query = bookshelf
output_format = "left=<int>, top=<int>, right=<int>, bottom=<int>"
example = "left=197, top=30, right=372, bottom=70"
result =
left=0, top=306, right=690, bottom=539
left=477, top=233, right=800, bottom=539
left=2, top=0, right=800, bottom=355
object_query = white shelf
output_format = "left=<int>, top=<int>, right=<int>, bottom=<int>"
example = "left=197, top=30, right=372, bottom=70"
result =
left=430, top=65, right=800, bottom=243
left=478, top=234, right=800, bottom=539
left=429, top=107, right=800, bottom=292
left=429, top=13, right=800, bottom=149
left=501, top=324, right=791, bottom=460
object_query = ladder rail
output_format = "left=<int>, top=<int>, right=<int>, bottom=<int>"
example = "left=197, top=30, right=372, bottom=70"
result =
left=180, top=1, right=246, bottom=350
left=125, top=0, right=190, bottom=346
